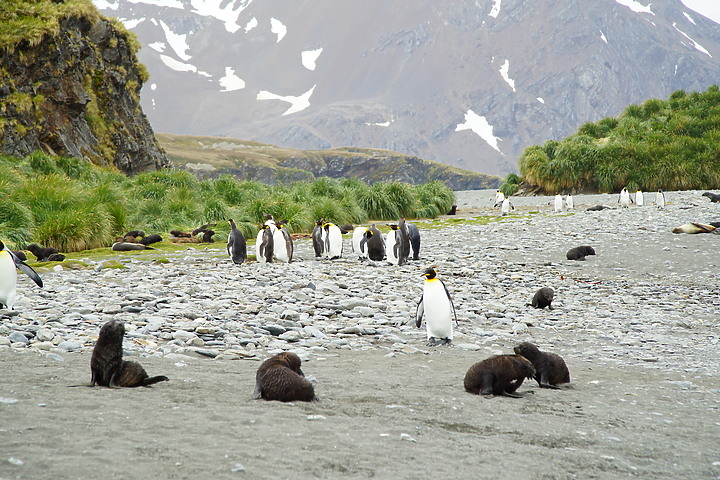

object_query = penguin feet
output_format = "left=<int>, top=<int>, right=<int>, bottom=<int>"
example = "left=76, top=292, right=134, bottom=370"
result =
left=426, top=337, right=438, bottom=347
left=426, top=337, right=452, bottom=347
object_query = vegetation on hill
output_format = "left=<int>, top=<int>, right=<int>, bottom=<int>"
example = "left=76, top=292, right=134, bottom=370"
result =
left=517, top=85, right=720, bottom=194
left=0, top=153, right=455, bottom=253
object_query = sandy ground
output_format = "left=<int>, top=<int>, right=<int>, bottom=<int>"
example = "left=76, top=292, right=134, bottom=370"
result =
left=2, top=189, right=720, bottom=480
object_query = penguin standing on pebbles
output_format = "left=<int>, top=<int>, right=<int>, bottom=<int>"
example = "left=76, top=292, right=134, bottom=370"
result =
left=656, top=190, right=665, bottom=209
left=494, top=190, right=506, bottom=207
left=554, top=194, right=564, bottom=213
left=501, top=197, right=514, bottom=216
left=352, top=227, right=370, bottom=260
left=322, top=222, right=343, bottom=259
left=366, top=224, right=385, bottom=261
left=406, top=222, right=421, bottom=260
left=256, top=224, right=274, bottom=263
left=635, top=190, right=644, bottom=206
left=312, top=219, right=325, bottom=258
left=415, top=266, right=457, bottom=346
left=565, top=194, right=574, bottom=210
left=273, top=220, right=293, bottom=263
left=385, top=225, right=399, bottom=265
left=227, top=219, right=247, bottom=265
left=0, top=240, right=43, bottom=310
left=619, top=187, right=632, bottom=208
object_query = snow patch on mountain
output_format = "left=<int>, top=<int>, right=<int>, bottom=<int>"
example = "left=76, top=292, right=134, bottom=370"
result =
left=160, top=20, right=191, bottom=61
left=489, top=0, right=502, bottom=18
left=302, top=48, right=323, bottom=71
left=190, top=0, right=254, bottom=33
left=245, top=17, right=258, bottom=32
left=456, top=110, right=502, bottom=154
left=499, top=60, right=515, bottom=92
left=219, top=67, right=245, bottom=91
left=270, top=18, right=287, bottom=42
left=149, top=41, right=165, bottom=53
left=614, top=0, right=654, bottom=15
left=600, top=30, right=608, bottom=43
left=121, top=17, right=145, bottom=29
left=673, top=23, right=712, bottom=57
left=257, top=85, right=316, bottom=115
left=95, top=0, right=119, bottom=9
left=683, top=12, right=697, bottom=25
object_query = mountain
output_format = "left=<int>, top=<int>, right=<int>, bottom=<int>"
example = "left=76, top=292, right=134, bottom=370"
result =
left=157, top=132, right=500, bottom=190
left=93, top=0, right=720, bottom=176
left=0, top=1, right=169, bottom=174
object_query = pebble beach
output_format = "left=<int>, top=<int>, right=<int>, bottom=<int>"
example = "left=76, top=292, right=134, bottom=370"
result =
left=1, top=189, right=719, bottom=479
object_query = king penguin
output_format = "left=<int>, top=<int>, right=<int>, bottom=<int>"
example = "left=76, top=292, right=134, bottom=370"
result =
left=256, top=224, right=274, bottom=263
left=396, top=219, right=411, bottom=266
left=273, top=220, right=293, bottom=263
left=227, top=219, right=247, bottom=264
left=635, top=190, right=644, bottom=206
left=312, top=219, right=325, bottom=258
left=385, top=224, right=399, bottom=265
left=406, top=222, right=421, bottom=260
left=352, top=226, right=370, bottom=260
left=322, top=222, right=343, bottom=259
left=366, top=224, right=385, bottom=261
left=494, top=190, right=505, bottom=207
left=0, top=240, right=43, bottom=310
left=565, top=194, right=574, bottom=210
left=501, top=197, right=514, bottom=216
left=415, top=266, right=457, bottom=346
left=656, top=190, right=665, bottom=209
left=554, top=194, right=564, bottom=213
left=619, top=187, right=632, bottom=208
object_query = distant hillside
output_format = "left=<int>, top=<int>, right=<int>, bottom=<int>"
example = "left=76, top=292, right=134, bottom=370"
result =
left=158, top=133, right=500, bottom=190
left=518, top=85, right=720, bottom=194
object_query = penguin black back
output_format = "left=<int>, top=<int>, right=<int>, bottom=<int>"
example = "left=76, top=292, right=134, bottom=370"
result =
left=227, top=219, right=247, bottom=264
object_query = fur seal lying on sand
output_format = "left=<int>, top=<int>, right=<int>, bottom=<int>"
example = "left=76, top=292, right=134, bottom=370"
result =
left=514, top=342, right=570, bottom=389
left=530, top=287, right=554, bottom=309
left=91, top=320, right=168, bottom=388
left=586, top=205, right=609, bottom=211
left=464, top=354, right=536, bottom=398
left=253, top=352, right=317, bottom=402
left=112, top=242, right=155, bottom=251
left=566, top=245, right=596, bottom=260
left=26, top=243, right=59, bottom=261
left=702, top=192, right=720, bottom=203
left=672, top=223, right=718, bottom=234
left=139, top=234, right=162, bottom=246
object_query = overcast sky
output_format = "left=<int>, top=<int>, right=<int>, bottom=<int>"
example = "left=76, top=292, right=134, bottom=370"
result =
left=681, top=0, right=720, bottom=23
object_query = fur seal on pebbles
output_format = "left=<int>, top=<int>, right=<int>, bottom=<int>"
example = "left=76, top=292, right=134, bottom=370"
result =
left=702, top=192, right=720, bottom=203
left=514, top=342, right=570, bottom=389
left=464, top=354, right=536, bottom=398
left=252, top=352, right=317, bottom=402
left=91, top=320, right=168, bottom=388
left=566, top=245, right=596, bottom=260
left=529, top=287, right=554, bottom=309
left=672, top=223, right=718, bottom=234
left=586, top=205, right=609, bottom=211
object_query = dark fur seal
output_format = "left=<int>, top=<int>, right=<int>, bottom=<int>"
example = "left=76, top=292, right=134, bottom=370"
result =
left=124, top=230, right=146, bottom=238
left=702, top=192, right=720, bottom=203
left=464, top=354, right=536, bottom=398
left=446, top=205, right=457, bottom=215
left=112, top=242, right=155, bottom=251
left=91, top=320, right=168, bottom=388
left=530, top=287, right=554, bottom=309
left=26, top=243, right=59, bottom=261
left=252, top=352, right=317, bottom=402
left=566, top=245, right=595, bottom=260
left=46, top=253, right=65, bottom=262
left=586, top=205, right=609, bottom=211
left=514, top=342, right=570, bottom=389
left=169, top=230, right=192, bottom=238
left=11, top=250, right=27, bottom=261
left=139, top=234, right=162, bottom=246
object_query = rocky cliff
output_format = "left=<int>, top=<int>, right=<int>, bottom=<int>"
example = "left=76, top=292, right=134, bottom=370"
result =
left=0, top=7, right=169, bottom=173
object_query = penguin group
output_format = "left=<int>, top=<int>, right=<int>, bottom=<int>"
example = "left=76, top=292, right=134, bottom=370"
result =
left=0, top=240, right=43, bottom=310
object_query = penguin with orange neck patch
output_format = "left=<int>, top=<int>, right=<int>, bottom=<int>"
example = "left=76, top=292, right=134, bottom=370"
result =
left=415, top=266, right=457, bottom=346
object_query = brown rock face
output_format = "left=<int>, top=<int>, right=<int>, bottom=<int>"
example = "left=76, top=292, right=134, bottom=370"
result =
left=0, top=15, right=170, bottom=174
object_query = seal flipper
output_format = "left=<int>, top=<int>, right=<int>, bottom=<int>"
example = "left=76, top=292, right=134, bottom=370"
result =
left=142, top=376, right=169, bottom=386
left=539, top=372, right=561, bottom=389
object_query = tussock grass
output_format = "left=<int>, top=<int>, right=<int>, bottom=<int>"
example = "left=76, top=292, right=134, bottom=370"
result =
left=0, top=152, right=455, bottom=252
left=518, top=85, right=720, bottom=193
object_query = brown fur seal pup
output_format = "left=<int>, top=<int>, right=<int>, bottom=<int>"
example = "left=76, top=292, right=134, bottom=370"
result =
left=112, top=242, right=155, bottom=251
left=45, top=253, right=65, bottom=262
left=702, top=192, right=720, bottom=203
left=530, top=287, right=554, bottom=309
left=26, top=243, right=59, bottom=261
left=566, top=245, right=596, bottom=260
left=446, top=205, right=457, bottom=215
left=139, top=234, right=162, bottom=246
left=125, top=230, right=146, bottom=238
left=464, top=354, right=536, bottom=398
left=586, top=205, right=609, bottom=211
left=91, top=320, right=168, bottom=388
left=169, top=230, right=192, bottom=238
left=11, top=250, right=27, bottom=261
left=252, top=352, right=317, bottom=402
left=514, top=342, right=570, bottom=389
left=672, top=223, right=718, bottom=234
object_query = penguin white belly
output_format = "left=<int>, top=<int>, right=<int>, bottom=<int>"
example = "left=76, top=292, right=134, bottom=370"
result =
left=386, top=230, right=398, bottom=265
left=0, top=251, right=18, bottom=309
left=554, top=195, right=563, bottom=212
left=273, top=229, right=289, bottom=262
left=636, top=191, right=644, bottom=206
left=352, top=228, right=367, bottom=259
left=327, top=225, right=343, bottom=259
left=501, top=198, right=511, bottom=216
left=423, top=281, right=453, bottom=340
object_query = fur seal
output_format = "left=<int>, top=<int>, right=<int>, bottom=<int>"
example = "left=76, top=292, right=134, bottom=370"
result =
left=11, top=250, right=27, bottom=261
left=91, top=320, right=168, bottom=388
left=112, top=242, right=155, bottom=251
left=513, top=342, right=570, bottom=389
left=139, top=234, right=162, bottom=246
left=446, top=205, right=457, bottom=215
left=530, top=287, right=554, bottom=309
left=672, top=223, right=718, bottom=234
left=586, top=205, right=609, bottom=211
left=169, top=230, right=192, bottom=238
left=464, top=354, right=536, bottom=398
left=702, top=192, right=720, bottom=203
left=45, top=253, right=65, bottom=262
left=252, top=352, right=317, bottom=402
left=26, top=243, right=59, bottom=261
left=124, top=230, right=146, bottom=238
left=566, top=245, right=596, bottom=260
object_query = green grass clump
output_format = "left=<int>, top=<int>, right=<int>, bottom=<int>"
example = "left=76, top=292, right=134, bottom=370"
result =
left=0, top=152, right=455, bottom=252
left=519, top=85, right=720, bottom=193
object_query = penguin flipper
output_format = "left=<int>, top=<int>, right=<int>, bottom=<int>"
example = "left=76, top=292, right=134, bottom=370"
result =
left=10, top=251, right=43, bottom=288
left=360, top=236, right=367, bottom=254
left=415, top=296, right=424, bottom=328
